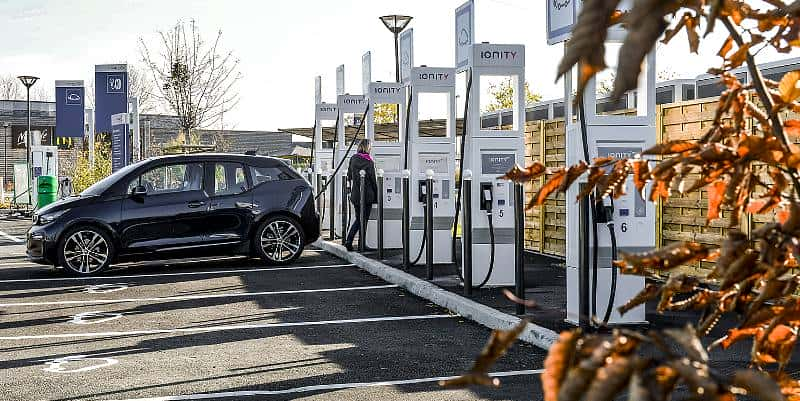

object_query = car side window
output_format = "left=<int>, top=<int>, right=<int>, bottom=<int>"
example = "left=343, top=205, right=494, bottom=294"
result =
left=250, top=165, right=295, bottom=186
left=212, top=162, right=249, bottom=196
left=128, top=163, right=204, bottom=195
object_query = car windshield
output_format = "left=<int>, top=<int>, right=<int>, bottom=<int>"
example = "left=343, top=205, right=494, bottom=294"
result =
left=80, top=161, right=146, bottom=196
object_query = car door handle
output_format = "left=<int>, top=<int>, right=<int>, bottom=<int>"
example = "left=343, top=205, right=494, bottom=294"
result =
left=188, top=201, right=206, bottom=208
left=235, top=202, right=256, bottom=209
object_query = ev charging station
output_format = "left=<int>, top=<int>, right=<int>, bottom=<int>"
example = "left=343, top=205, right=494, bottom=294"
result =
left=333, top=92, right=368, bottom=238
left=364, top=78, right=406, bottom=249
left=405, top=66, right=457, bottom=265
left=460, top=43, right=526, bottom=287
left=313, top=89, right=337, bottom=230
left=550, top=1, right=652, bottom=326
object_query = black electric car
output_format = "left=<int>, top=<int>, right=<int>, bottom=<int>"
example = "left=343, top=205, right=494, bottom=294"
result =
left=27, top=154, right=320, bottom=275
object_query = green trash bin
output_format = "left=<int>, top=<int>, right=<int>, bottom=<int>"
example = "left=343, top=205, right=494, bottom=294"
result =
left=37, top=175, right=58, bottom=208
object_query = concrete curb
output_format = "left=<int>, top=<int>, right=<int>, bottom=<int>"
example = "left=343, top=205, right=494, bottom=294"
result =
left=314, top=239, right=559, bottom=350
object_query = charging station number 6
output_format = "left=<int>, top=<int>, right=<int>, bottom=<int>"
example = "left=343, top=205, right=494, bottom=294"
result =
left=620, top=223, right=628, bottom=233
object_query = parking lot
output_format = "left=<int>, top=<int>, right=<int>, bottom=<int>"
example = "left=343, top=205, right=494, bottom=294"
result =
left=0, top=219, right=543, bottom=400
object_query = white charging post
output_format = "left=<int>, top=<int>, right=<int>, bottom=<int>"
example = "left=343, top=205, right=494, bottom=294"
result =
left=461, top=43, right=526, bottom=287
left=364, top=64, right=406, bottom=249
left=333, top=89, right=367, bottom=237
left=314, top=76, right=337, bottom=230
left=405, top=66, right=457, bottom=264
left=548, top=1, right=652, bottom=325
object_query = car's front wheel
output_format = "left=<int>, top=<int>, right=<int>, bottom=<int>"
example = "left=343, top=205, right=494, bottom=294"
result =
left=58, top=226, right=114, bottom=275
left=254, top=216, right=305, bottom=265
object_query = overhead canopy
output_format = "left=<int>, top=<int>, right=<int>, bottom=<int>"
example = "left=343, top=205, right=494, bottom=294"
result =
left=280, top=118, right=465, bottom=142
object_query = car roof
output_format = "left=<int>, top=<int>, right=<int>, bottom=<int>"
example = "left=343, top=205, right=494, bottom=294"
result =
left=142, top=153, right=288, bottom=165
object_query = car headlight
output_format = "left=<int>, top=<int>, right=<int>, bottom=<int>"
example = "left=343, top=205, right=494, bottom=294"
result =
left=38, top=209, right=68, bottom=225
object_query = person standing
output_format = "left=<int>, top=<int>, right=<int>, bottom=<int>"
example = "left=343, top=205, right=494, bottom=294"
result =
left=345, top=139, right=378, bottom=251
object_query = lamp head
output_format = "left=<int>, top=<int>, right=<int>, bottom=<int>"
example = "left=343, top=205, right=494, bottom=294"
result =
left=17, top=76, right=39, bottom=88
left=380, top=15, right=412, bottom=34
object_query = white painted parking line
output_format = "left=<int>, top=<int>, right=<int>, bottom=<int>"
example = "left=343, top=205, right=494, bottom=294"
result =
left=0, top=314, right=454, bottom=340
left=0, top=263, right=355, bottom=283
left=0, top=230, right=24, bottom=243
left=0, top=284, right=400, bottom=307
left=107, top=369, right=543, bottom=401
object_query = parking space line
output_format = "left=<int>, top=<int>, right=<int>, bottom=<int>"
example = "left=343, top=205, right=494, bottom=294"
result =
left=0, top=314, right=454, bottom=340
left=0, top=284, right=400, bottom=307
left=0, top=263, right=356, bottom=283
left=106, top=369, right=543, bottom=401
left=0, top=230, right=24, bottom=243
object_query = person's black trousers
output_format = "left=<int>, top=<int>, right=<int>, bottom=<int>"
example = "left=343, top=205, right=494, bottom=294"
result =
left=346, top=202, right=373, bottom=247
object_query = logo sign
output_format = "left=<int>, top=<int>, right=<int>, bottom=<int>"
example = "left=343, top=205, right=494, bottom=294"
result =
left=12, top=126, right=53, bottom=149
left=481, top=153, right=516, bottom=175
left=418, top=154, right=448, bottom=174
left=362, top=51, right=371, bottom=95
left=111, top=112, right=129, bottom=173
left=597, top=146, right=646, bottom=217
left=410, top=67, right=455, bottom=87
left=455, top=0, right=475, bottom=72
left=95, top=64, right=128, bottom=135
left=369, top=82, right=404, bottom=103
left=315, top=76, right=322, bottom=105
left=55, top=80, right=85, bottom=138
left=337, top=94, right=366, bottom=113
left=471, top=44, right=525, bottom=68
left=336, top=65, right=345, bottom=95
left=316, top=102, right=338, bottom=120
left=399, top=28, right=414, bottom=83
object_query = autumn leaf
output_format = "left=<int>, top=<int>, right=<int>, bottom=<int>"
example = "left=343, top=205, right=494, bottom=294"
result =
left=613, top=241, right=711, bottom=273
left=542, top=330, right=581, bottom=401
left=531, top=169, right=567, bottom=208
left=642, top=140, right=698, bottom=155
left=559, top=161, right=589, bottom=193
left=707, top=180, right=726, bottom=221
left=612, top=1, right=669, bottom=99
left=577, top=167, right=606, bottom=201
left=630, top=159, right=650, bottom=195
left=731, top=370, right=785, bottom=401
left=718, top=36, right=733, bottom=58
left=785, top=120, right=800, bottom=138
left=779, top=71, right=800, bottom=103
left=727, top=43, right=751, bottom=69
left=500, top=162, right=546, bottom=182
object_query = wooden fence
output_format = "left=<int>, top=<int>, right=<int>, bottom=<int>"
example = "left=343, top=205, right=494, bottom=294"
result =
left=522, top=96, right=794, bottom=274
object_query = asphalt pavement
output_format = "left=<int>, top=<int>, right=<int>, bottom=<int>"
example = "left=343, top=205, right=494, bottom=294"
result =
left=0, top=219, right=544, bottom=400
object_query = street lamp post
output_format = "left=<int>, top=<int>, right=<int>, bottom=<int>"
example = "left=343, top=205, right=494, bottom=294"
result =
left=17, top=75, right=39, bottom=207
left=379, top=15, right=413, bottom=83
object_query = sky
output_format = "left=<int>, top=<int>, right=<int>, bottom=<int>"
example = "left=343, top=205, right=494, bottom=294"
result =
left=0, top=0, right=797, bottom=132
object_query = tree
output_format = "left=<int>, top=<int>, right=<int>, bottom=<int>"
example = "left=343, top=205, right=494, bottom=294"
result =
left=446, top=2, right=800, bottom=400
left=483, top=78, right=541, bottom=112
left=373, top=103, right=398, bottom=124
left=139, top=20, right=241, bottom=142
left=0, top=74, right=51, bottom=101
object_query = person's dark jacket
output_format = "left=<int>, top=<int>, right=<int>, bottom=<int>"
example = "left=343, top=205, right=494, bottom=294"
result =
left=348, top=153, right=378, bottom=205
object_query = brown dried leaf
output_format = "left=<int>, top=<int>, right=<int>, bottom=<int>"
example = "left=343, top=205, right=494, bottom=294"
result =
left=664, top=325, right=708, bottom=362
left=718, top=35, right=734, bottom=58
left=642, top=140, right=698, bottom=155
left=727, top=43, right=751, bottom=69
left=559, top=161, right=589, bottom=193
left=542, top=330, right=581, bottom=401
left=707, top=180, right=727, bottom=221
left=439, top=320, right=527, bottom=388
left=532, top=169, right=567, bottom=207
left=779, top=71, right=800, bottom=103
left=612, top=1, right=669, bottom=99
left=577, top=167, right=606, bottom=200
left=500, top=162, right=546, bottom=182
left=613, top=242, right=711, bottom=273
left=618, top=284, right=660, bottom=316
left=584, top=356, right=636, bottom=401
left=631, top=159, right=651, bottom=195
left=785, top=120, right=800, bottom=138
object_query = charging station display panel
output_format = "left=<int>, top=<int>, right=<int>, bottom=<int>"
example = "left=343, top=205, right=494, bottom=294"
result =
left=373, top=104, right=401, bottom=143
left=416, top=93, right=451, bottom=138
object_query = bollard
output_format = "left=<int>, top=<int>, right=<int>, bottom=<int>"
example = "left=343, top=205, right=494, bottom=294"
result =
left=578, top=183, right=591, bottom=330
left=358, top=170, right=366, bottom=252
left=463, top=170, right=473, bottom=296
left=341, top=173, right=349, bottom=245
left=377, top=169, right=385, bottom=260
left=514, top=183, right=526, bottom=315
left=328, top=172, right=335, bottom=240
left=402, top=169, right=411, bottom=270
left=425, top=169, right=434, bottom=280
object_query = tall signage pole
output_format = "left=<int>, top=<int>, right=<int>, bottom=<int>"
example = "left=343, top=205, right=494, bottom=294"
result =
left=129, top=97, right=140, bottom=161
left=95, top=64, right=128, bottom=172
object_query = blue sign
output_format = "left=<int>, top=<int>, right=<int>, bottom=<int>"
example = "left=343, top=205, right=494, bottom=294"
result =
left=111, top=113, right=129, bottom=173
left=55, top=81, right=85, bottom=138
left=94, top=64, right=128, bottom=134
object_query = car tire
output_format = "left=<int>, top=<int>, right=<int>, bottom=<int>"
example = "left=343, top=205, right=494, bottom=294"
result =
left=58, top=226, right=114, bottom=275
left=254, top=215, right=305, bottom=265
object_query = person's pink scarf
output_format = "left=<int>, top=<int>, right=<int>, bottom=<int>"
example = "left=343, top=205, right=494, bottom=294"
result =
left=356, top=152, right=373, bottom=162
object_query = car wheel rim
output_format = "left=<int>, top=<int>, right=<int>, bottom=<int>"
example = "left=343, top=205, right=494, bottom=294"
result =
left=63, top=230, right=109, bottom=274
left=260, top=220, right=301, bottom=262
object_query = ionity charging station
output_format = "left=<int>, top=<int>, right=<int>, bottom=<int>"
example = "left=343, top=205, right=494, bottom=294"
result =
left=460, top=43, right=526, bottom=287
left=313, top=76, right=337, bottom=230
left=405, top=66, right=457, bottom=265
left=333, top=91, right=367, bottom=238
left=549, top=1, right=652, bottom=326
left=363, top=54, right=406, bottom=249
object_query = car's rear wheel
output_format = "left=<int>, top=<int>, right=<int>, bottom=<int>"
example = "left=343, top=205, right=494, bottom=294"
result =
left=255, top=216, right=304, bottom=265
left=58, top=227, right=114, bottom=275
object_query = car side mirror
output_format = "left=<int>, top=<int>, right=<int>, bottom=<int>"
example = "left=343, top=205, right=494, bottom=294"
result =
left=131, top=185, right=147, bottom=199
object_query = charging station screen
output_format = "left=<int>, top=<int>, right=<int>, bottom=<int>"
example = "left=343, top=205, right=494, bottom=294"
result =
left=416, top=93, right=450, bottom=138
left=480, top=75, right=517, bottom=131
left=481, top=153, right=515, bottom=175
left=373, top=103, right=401, bottom=143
